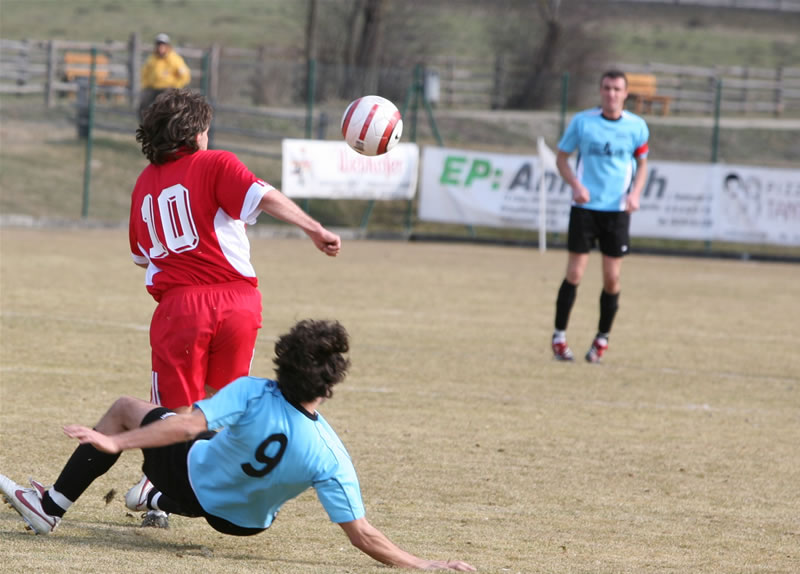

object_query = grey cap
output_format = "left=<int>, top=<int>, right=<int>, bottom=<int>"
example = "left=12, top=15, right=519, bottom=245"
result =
left=154, top=33, right=171, bottom=45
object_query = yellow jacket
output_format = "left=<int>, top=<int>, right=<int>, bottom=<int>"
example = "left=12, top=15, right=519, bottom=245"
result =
left=141, top=50, right=191, bottom=89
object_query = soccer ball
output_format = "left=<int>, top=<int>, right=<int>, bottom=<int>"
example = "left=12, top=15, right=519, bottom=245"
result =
left=340, top=95, right=403, bottom=156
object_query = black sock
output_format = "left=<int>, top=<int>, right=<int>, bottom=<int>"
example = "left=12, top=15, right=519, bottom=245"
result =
left=150, top=490, right=202, bottom=517
left=555, top=279, right=578, bottom=331
left=41, top=492, right=66, bottom=517
left=152, top=492, right=179, bottom=516
left=49, top=443, right=121, bottom=509
left=598, top=290, right=620, bottom=335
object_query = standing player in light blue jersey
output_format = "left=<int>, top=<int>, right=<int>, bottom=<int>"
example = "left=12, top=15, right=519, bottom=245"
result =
left=0, top=320, right=475, bottom=571
left=552, top=70, right=649, bottom=363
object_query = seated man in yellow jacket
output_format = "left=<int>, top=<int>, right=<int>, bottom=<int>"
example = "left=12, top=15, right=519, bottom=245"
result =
left=139, top=33, right=191, bottom=118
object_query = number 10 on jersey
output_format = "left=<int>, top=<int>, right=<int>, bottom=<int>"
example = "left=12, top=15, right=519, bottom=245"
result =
left=141, top=184, right=200, bottom=258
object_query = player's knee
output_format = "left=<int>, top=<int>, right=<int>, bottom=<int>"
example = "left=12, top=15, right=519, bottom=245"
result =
left=108, top=396, right=147, bottom=429
left=565, top=270, right=583, bottom=285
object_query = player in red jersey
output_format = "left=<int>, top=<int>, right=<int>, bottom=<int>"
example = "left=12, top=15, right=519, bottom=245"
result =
left=127, top=88, right=340, bottom=527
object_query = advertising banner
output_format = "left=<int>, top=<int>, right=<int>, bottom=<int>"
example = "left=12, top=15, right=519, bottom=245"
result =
left=711, top=164, right=800, bottom=246
left=418, top=146, right=799, bottom=246
left=281, top=139, right=419, bottom=200
left=630, top=161, right=714, bottom=241
left=418, top=146, right=572, bottom=231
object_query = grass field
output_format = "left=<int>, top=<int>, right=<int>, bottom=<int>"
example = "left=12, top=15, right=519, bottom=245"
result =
left=1, top=227, right=798, bottom=573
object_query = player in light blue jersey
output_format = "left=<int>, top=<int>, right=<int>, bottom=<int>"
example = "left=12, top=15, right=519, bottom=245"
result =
left=552, top=70, right=649, bottom=363
left=0, top=320, right=475, bottom=571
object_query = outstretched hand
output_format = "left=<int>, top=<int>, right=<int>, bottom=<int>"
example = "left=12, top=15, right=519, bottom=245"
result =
left=310, top=227, right=341, bottom=257
left=63, top=425, right=121, bottom=454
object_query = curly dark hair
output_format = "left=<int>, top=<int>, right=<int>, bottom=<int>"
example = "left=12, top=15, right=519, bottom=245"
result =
left=135, top=89, right=212, bottom=165
left=274, top=320, right=351, bottom=405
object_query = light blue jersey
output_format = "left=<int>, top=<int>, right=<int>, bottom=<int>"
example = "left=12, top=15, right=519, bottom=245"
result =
left=558, top=108, right=649, bottom=212
left=188, top=376, right=365, bottom=529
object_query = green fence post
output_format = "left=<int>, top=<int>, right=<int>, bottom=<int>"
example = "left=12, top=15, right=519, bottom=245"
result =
left=360, top=201, right=376, bottom=231
left=81, top=47, right=98, bottom=219
left=202, top=51, right=216, bottom=150
left=423, top=97, right=443, bottom=147
left=410, top=63, right=421, bottom=143
left=202, top=50, right=210, bottom=96
left=305, top=58, right=316, bottom=139
left=560, top=71, right=569, bottom=138
left=302, top=58, right=317, bottom=213
left=403, top=65, right=424, bottom=235
left=711, top=78, right=722, bottom=163
left=706, top=77, right=723, bottom=253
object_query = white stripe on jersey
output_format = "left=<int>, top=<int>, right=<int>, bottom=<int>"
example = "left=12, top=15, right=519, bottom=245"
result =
left=620, top=161, right=634, bottom=210
left=215, top=208, right=256, bottom=278
left=241, top=180, right=272, bottom=224
left=213, top=180, right=270, bottom=278
left=144, top=261, right=161, bottom=287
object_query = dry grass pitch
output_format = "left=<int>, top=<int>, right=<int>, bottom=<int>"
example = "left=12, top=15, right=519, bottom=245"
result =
left=1, top=227, right=798, bottom=574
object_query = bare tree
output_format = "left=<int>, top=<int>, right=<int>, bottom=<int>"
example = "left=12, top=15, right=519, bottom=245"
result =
left=312, top=0, right=429, bottom=102
left=490, top=0, right=603, bottom=109
left=313, top=0, right=384, bottom=99
left=500, top=0, right=562, bottom=109
left=303, top=0, right=319, bottom=102
left=352, top=0, right=385, bottom=95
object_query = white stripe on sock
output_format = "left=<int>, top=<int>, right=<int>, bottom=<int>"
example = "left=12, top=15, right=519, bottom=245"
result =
left=47, top=488, right=73, bottom=512
left=150, top=491, right=162, bottom=511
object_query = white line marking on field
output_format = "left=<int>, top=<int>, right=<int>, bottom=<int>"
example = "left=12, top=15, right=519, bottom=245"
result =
left=1, top=311, right=149, bottom=331
left=606, top=363, right=798, bottom=385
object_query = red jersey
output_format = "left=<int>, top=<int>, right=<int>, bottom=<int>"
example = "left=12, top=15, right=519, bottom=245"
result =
left=129, top=150, right=272, bottom=301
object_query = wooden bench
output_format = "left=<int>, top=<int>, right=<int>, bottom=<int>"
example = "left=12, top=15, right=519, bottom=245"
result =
left=63, top=51, right=128, bottom=101
left=626, top=73, right=671, bottom=116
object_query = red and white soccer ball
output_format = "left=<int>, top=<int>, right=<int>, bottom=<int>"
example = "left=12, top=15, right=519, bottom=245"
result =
left=340, top=95, right=403, bottom=156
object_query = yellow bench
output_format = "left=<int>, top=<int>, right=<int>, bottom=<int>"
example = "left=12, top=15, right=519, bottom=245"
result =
left=626, top=73, right=671, bottom=116
left=64, top=52, right=128, bottom=100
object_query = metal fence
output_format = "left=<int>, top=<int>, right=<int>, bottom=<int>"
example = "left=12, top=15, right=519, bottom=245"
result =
left=3, top=34, right=798, bottom=259
left=3, top=35, right=800, bottom=117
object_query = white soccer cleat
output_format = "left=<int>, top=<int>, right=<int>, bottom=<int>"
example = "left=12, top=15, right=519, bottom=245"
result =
left=0, top=473, right=61, bottom=534
left=125, top=475, right=154, bottom=512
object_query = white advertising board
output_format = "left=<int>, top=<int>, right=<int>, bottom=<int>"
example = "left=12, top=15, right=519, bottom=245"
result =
left=418, top=146, right=571, bottom=231
left=711, top=164, right=800, bottom=246
left=281, top=139, right=419, bottom=200
left=418, top=146, right=800, bottom=246
left=629, top=161, right=714, bottom=241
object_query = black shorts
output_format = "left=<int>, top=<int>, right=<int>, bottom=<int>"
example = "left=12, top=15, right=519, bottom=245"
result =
left=567, top=206, right=630, bottom=257
left=139, top=407, right=266, bottom=536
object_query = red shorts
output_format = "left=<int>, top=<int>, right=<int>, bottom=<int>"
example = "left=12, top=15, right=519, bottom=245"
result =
left=149, top=282, right=262, bottom=409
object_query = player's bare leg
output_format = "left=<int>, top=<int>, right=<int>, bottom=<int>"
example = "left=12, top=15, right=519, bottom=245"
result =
left=94, top=396, right=158, bottom=435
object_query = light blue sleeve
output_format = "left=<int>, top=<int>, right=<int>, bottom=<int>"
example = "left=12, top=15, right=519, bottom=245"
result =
left=194, top=376, right=267, bottom=430
left=558, top=114, right=580, bottom=153
left=314, top=461, right=366, bottom=523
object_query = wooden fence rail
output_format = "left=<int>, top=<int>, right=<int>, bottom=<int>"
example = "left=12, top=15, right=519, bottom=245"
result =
left=2, top=35, right=799, bottom=117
